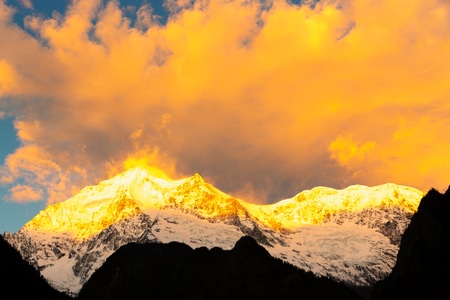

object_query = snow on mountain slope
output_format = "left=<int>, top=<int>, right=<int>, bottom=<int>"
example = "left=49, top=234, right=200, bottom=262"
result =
left=242, top=183, right=420, bottom=229
left=3, top=166, right=424, bottom=295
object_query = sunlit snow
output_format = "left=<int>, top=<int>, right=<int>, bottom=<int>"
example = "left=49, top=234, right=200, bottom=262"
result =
left=3, top=166, right=424, bottom=295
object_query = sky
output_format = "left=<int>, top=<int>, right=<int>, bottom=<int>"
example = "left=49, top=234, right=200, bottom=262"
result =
left=0, top=0, right=450, bottom=233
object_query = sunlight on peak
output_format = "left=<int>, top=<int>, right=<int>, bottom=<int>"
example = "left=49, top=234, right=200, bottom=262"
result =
left=241, top=183, right=424, bottom=230
left=22, top=163, right=224, bottom=238
left=123, top=157, right=173, bottom=181
left=22, top=162, right=425, bottom=241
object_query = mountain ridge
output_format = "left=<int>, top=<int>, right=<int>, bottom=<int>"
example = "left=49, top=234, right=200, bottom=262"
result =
left=21, top=166, right=423, bottom=239
left=4, top=165, right=425, bottom=295
left=77, top=236, right=363, bottom=300
left=3, top=185, right=447, bottom=299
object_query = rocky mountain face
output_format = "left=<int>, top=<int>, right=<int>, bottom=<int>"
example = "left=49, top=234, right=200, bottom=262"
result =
left=371, top=186, right=450, bottom=300
left=77, top=236, right=363, bottom=300
left=3, top=166, right=424, bottom=295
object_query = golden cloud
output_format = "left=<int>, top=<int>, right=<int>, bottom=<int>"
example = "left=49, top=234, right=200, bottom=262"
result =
left=9, top=184, right=42, bottom=203
left=0, top=0, right=449, bottom=204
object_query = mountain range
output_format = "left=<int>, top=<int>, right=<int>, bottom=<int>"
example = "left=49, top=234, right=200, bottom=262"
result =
left=2, top=166, right=437, bottom=298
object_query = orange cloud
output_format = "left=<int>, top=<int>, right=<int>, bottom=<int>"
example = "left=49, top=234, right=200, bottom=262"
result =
left=329, top=135, right=376, bottom=170
left=0, top=144, right=74, bottom=203
left=0, top=60, right=19, bottom=96
left=8, top=184, right=42, bottom=203
left=0, top=0, right=449, bottom=204
left=19, top=0, right=33, bottom=10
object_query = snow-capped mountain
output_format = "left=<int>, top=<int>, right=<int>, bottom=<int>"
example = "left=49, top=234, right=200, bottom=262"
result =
left=3, top=166, right=424, bottom=295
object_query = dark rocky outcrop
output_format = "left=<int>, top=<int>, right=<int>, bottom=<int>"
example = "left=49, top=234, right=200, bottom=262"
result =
left=78, top=236, right=362, bottom=300
left=0, top=235, right=70, bottom=299
left=371, top=187, right=450, bottom=300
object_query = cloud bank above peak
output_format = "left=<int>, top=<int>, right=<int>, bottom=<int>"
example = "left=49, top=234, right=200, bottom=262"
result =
left=0, top=0, right=449, bottom=204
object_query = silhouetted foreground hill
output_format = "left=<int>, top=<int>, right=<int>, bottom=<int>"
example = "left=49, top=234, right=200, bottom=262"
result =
left=78, top=236, right=362, bottom=300
left=0, top=235, right=70, bottom=299
left=371, top=187, right=450, bottom=300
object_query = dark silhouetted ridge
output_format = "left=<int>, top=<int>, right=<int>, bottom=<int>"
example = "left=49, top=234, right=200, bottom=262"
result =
left=371, top=187, right=450, bottom=300
left=78, top=236, right=362, bottom=300
left=0, top=235, right=70, bottom=299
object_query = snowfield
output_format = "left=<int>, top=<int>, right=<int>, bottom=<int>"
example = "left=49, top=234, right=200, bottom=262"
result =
left=3, top=166, right=423, bottom=295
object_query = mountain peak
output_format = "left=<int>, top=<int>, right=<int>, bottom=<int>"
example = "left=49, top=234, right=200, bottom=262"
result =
left=110, top=165, right=174, bottom=186
left=20, top=166, right=424, bottom=241
left=22, top=167, right=233, bottom=240
left=7, top=166, right=428, bottom=295
left=241, top=183, right=424, bottom=229
left=232, top=236, right=271, bottom=258
left=21, top=166, right=175, bottom=239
